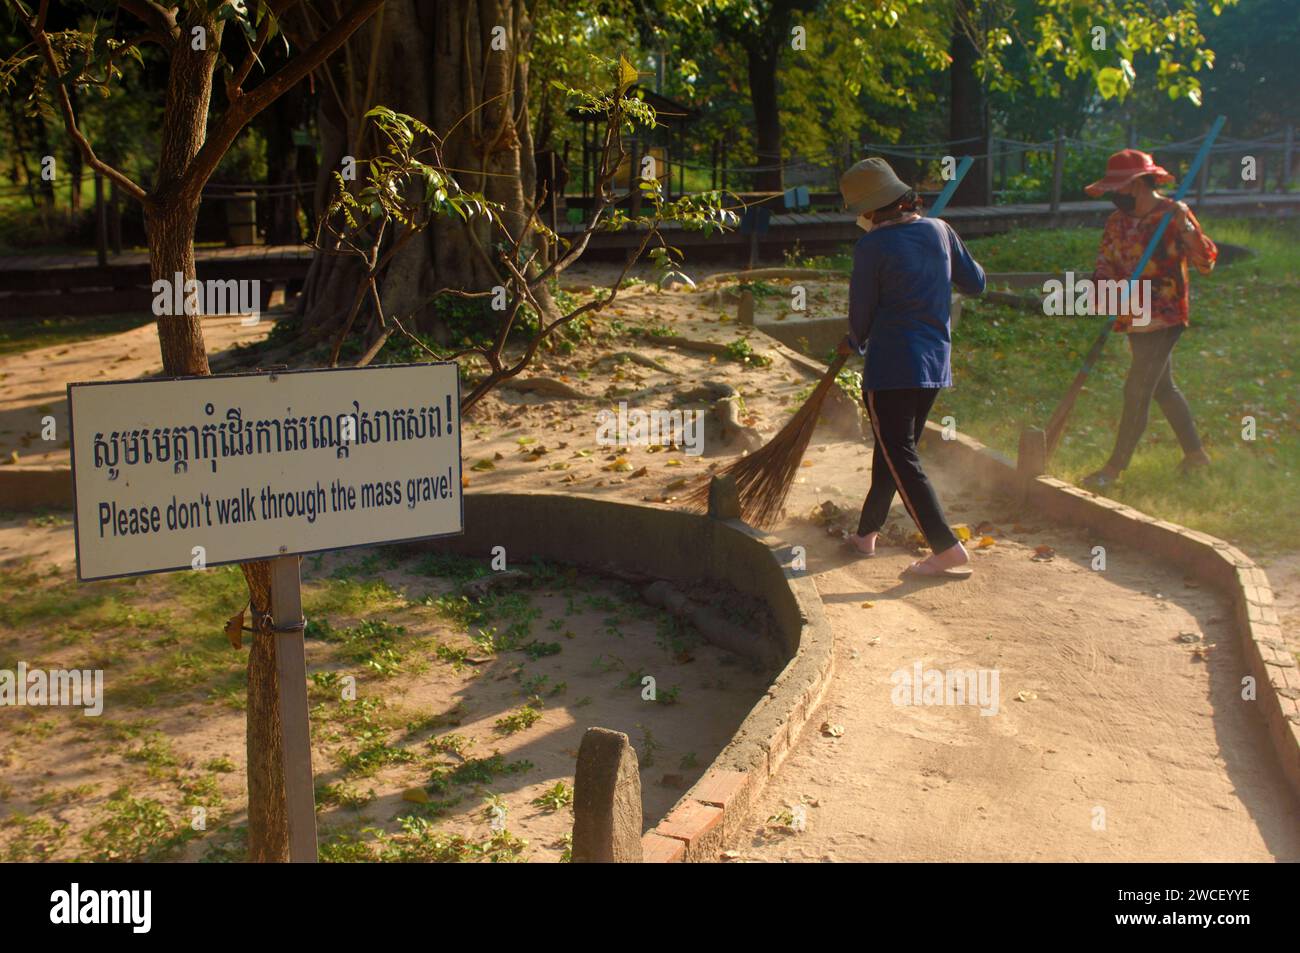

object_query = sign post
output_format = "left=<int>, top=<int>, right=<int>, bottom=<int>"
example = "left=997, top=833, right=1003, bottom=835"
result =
left=270, top=554, right=316, bottom=862
left=67, top=362, right=464, bottom=861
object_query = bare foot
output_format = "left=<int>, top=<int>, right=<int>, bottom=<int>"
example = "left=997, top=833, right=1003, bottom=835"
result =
left=904, top=542, right=972, bottom=578
left=846, top=531, right=878, bottom=557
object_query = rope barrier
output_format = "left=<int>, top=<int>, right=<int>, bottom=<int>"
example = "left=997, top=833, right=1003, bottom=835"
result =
left=1, top=126, right=1290, bottom=197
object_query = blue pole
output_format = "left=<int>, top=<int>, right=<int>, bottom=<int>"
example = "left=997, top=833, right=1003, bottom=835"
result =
left=929, top=155, right=973, bottom=218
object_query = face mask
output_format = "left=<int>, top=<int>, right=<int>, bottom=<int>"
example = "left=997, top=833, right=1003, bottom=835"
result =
left=1110, top=193, right=1136, bottom=213
left=856, top=213, right=874, bottom=233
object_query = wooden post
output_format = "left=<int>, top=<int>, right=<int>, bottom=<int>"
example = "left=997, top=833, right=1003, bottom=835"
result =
left=1018, top=427, right=1047, bottom=478
left=1017, top=427, right=1046, bottom=504
left=1282, top=125, right=1294, bottom=193
left=628, top=139, right=642, bottom=219
left=581, top=123, right=590, bottom=221
left=707, top=473, right=742, bottom=521
left=677, top=130, right=685, bottom=198
left=984, top=132, right=995, bottom=204
left=94, top=171, right=107, bottom=268
left=270, top=555, right=318, bottom=863
left=1049, top=128, right=1065, bottom=215
left=549, top=150, right=558, bottom=262
left=108, top=179, right=122, bottom=256
left=572, top=728, right=643, bottom=863
left=737, top=288, right=754, bottom=327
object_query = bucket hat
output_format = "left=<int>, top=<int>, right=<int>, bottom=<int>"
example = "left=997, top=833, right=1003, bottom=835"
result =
left=1084, top=148, right=1174, bottom=197
left=840, top=157, right=910, bottom=214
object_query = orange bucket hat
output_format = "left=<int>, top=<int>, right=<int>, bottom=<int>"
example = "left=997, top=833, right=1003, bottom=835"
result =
left=1085, top=148, right=1175, bottom=197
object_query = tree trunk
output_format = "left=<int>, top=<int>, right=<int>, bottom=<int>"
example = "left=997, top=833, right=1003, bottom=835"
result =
left=297, top=0, right=547, bottom=346
left=948, top=0, right=989, bottom=206
left=745, top=40, right=784, bottom=194
left=147, top=200, right=212, bottom=376
left=145, top=11, right=289, bottom=863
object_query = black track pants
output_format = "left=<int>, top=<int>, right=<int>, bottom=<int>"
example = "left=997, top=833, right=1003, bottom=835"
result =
left=857, top=387, right=959, bottom=554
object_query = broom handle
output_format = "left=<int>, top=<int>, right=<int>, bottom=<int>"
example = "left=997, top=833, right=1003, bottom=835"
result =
left=816, top=353, right=849, bottom=392
left=1043, top=116, right=1225, bottom=457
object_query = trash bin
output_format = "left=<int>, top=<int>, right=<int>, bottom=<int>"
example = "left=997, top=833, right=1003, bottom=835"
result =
left=224, top=191, right=259, bottom=246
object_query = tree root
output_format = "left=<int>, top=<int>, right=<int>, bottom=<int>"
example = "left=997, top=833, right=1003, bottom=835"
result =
left=499, top=376, right=590, bottom=400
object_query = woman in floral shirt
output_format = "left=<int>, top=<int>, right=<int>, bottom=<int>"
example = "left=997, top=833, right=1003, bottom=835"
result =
left=1081, top=149, right=1217, bottom=489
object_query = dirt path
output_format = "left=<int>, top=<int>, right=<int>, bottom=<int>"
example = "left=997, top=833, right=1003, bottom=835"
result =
left=2, top=286, right=1296, bottom=862
left=736, top=441, right=1300, bottom=861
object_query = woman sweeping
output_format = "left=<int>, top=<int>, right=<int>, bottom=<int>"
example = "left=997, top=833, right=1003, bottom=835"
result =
left=1079, top=149, right=1217, bottom=489
left=836, top=157, right=986, bottom=578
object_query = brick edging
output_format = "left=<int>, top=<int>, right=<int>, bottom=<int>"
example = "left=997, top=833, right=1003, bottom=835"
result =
left=921, top=423, right=1300, bottom=801
left=640, top=527, right=837, bottom=862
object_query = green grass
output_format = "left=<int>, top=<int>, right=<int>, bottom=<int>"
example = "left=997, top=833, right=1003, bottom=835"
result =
left=939, top=216, right=1299, bottom=552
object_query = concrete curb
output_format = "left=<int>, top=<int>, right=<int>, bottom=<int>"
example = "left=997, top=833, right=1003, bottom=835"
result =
left=414, top=492, right=837, bottom=863
left=920, top=423, right=1300, bottom=802
left=0, top=466, right=73, bottom=511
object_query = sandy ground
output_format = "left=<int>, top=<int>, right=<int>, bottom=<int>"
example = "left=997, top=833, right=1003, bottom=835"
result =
left=0, top=316, right=271, bottom=469
left=0, top=544, right=771, bottom=862
left=737, top=448, right=1300, bottom=861
left=1, top=282, right=1296, bottom=862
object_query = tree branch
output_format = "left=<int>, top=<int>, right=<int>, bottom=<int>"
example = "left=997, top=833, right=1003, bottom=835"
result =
left=227, top=12, right=272, bottom=99
left=25, top=14, right=147, bottom=204
left=117, top=0, right=179, bottom=46
left=184, top=0, right=387, bottom=198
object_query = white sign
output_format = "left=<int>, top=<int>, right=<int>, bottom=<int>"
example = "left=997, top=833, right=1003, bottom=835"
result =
left=68, top=363, right=463, bottom=581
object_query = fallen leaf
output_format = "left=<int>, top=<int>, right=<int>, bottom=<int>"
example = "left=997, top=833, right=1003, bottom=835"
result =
left=471, top=458, right=496, bottom=471
left=953, top=523, right=972, bottom=542
left=978, top=535, right=996, bottom=548
left=1015, top=690, right=1038, bottom=702
left=224, top=609, right=245, bottom=650
left=860, top=601, right=875, bottom=609
left=402, top=787, right=430, bottom=804
left=820, top=722, right=845, bottom=738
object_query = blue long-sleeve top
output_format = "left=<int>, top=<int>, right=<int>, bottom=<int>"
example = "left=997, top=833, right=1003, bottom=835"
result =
left=846, top=217, right=985, bottom=391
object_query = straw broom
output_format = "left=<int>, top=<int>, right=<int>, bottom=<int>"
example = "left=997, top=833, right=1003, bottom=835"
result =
left=681, top=352, right=848, bottom=527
